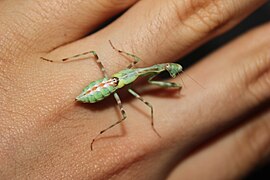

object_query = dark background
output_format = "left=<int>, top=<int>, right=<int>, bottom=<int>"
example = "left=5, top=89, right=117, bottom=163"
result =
left=180, top=2, right=270, bottom=180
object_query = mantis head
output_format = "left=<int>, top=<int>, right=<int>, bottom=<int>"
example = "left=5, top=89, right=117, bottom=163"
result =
left=165, top=63, right=183, bottom=78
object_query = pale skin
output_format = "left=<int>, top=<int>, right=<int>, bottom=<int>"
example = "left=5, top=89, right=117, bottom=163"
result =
left=0, top=0, right=270, bottom=179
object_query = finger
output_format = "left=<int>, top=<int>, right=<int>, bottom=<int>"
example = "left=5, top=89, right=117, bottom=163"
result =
left=42, top=0, right=267, bottom=75
left=158, top=23, right=270, bottom=145
left=108, top=0, right=265, bottom=63
left=167, top=106, right=270, bottom=180
left=0, top=0, right=138, bottom=53
left=88, top=0, right=267, bottom=64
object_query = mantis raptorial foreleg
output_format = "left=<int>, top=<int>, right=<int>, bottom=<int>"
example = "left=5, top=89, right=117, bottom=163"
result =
left=148, top=74, right=182, bottom=90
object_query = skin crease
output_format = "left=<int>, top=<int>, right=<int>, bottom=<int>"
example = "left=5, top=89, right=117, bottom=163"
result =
left=0, top=0, right=270, bottom=179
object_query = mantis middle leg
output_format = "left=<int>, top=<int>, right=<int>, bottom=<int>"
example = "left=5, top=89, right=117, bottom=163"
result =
left=128, top=88, right=161, bottom=137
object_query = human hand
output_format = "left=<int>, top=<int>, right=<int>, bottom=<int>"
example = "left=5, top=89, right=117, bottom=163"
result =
left=1, top=0, right=269, bottom=179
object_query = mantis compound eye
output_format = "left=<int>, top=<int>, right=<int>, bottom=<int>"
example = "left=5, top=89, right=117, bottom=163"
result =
left=112, top=77, right=119, bottom=86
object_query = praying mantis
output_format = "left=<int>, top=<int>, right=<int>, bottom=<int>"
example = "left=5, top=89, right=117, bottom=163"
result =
left=41, top=41, right=183, bottom=150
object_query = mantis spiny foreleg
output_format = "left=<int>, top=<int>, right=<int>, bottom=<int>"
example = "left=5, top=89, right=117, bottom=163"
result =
left=148, top=74, right=182, bottom=90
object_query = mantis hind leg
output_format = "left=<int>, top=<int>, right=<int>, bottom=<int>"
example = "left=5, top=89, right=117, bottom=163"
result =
left=128, top=88, right=161, bottom=137
left=40, top=51, right=109, bottom=78
left=109, top=40, right=141, bottom=69
left=90, top=92, right=127, bottom=150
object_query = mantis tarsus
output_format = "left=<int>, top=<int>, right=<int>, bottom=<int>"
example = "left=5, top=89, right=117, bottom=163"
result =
left=41, top=41, right=183, bottom=150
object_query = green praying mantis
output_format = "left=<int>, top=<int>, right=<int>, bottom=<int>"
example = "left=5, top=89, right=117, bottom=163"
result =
left=41, top=41, right=186, bottom=150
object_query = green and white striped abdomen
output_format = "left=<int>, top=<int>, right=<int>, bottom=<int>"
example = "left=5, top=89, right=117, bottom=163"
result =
left=75, top=77, right=118, bottom=103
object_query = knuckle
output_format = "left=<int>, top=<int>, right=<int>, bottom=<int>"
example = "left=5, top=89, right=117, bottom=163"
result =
left=171, top=0, right=232, bottom=34
left=228, top=25, right=270, bottom=107
left=242, top=49, right=270, bottom=104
